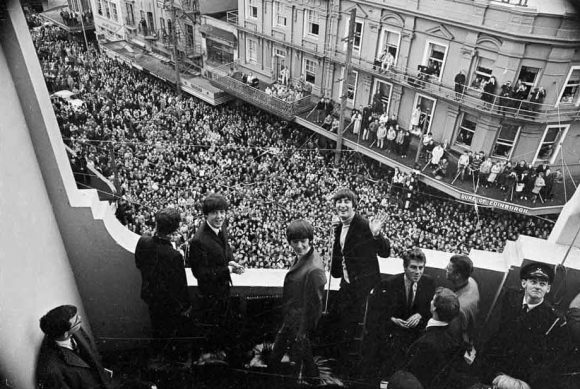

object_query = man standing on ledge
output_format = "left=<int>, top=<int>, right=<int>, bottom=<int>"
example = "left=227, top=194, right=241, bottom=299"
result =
left=330, top=188, right=390, bottom=367
left=187, top=193, right=245, bottom=358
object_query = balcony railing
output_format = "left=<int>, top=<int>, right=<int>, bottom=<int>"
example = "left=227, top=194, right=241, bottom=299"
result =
left=209, top=62, right=315, bottom=121
left=327, top=50, right=580, bottom=123
left=492, top=0, right=528, bottom=7
left=226, top=10, right=238, bottom=26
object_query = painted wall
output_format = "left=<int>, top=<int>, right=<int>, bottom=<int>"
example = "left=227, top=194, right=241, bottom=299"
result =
left=0, top=4, right=85, bottom=388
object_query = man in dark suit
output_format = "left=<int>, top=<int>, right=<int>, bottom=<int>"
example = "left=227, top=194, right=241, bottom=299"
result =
left=365, top=248, right=435, bottom=379
left=135, top=207, right=191, bottom=360
left=479, top=261, right=567, bottom=388
left=36, top=305, right=113, bottom=389
left=187, top=193, right=244, bottom=355
left=401, top=287, right=463, bottom=389
left=329, top=188, right=390, bottom=369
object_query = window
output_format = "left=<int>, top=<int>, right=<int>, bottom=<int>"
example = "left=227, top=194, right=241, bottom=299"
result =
left=159, top=17, right=165, bottom=34
left=471, top=57, right=494, bottom=90
left=455, top=113, right=477, bottom=147
left=147, top=12, right=155, bottom=34
left=247, top=38, right=258, bottom=63
left=516, top=66, right=540, bottom=99
left=111, top=3, right=118, bottom=22
left=344, top=18, right=363, bottom=52
left=372, top=80, right=393, bottom=114
left=273, top=1, right=287, bottom=27
left=247, top=0, right=258, bottom=19
left=342, top=68, right=358, bottom=102
left=423, top=41, right=447, bottom=81
left=97, top=0, right=103, bottom=16
left=557, top=67, right=580, bottom=106
left=273, top=47, right=286, bottom=82
left=304, top=58, right=317, bottom=84
left=304, top=9, right=320, bottom=38
left=534, top=125, right=569, bottom=164
left=413, top=94, right=436, bottom=134
left=104, top=0, right=111, bottom=19
left=492, top=125, right=520, bottom=159
left=186, top=24, right=194, bottom=47
left=126, top=3, right=135, bottom=25
left=377, top=29, right=400, bottom=65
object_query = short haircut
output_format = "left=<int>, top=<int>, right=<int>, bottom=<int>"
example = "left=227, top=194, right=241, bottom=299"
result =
left=332, top=188, right=357, bottom=207
left=286, top=219, right=314, bottom=243
left=202, top=193, right=229, bottom=216
left=402, top=248, right=426, bottom=268
left=39, top=305, right=77, bottom=339
left=449, top=254, right=473, bottom=280
left=492, top=374, right=531, bottom=389
left=155, top=208, right=181, bottom=235
left=433, top=287, right=460, bottom=322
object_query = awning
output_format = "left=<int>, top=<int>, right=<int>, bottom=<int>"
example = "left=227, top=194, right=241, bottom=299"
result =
left=199, top=24, right=237, bottom=48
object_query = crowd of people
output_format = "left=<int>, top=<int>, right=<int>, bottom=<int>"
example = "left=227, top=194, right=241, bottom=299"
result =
left=30, top=24, right=556, bottom=271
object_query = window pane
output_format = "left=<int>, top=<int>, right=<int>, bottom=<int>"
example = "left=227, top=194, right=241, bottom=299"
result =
left=498, top=124, right=519, bottom=141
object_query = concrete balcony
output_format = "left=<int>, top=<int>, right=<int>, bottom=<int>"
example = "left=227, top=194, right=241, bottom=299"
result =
left=328, top=51, right=580, bottom=124
left=208, top=62, right=316, bottom=121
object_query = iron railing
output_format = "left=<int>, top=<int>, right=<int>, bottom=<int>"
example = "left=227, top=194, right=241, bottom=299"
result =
left=209, top=61, right=315, bottom=121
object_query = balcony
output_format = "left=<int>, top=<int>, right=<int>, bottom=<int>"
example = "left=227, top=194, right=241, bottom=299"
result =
left=226, top=10, right=238, bottom=26
left=208, top=62, right=316, bottom=121
left=328, top=50, right=580, bottom=124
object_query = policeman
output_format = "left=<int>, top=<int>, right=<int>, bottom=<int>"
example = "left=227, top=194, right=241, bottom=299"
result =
left=480, top=261, right=566, bottom=388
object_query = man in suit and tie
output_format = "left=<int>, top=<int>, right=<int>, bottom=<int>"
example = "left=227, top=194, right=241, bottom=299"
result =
left=374, top=248, right=436, bottom=378
left=329, top=188, right=390, bottom=371
left=36, top=305, right=113, bottom=389
left=187, top=193, right=244, bottom=356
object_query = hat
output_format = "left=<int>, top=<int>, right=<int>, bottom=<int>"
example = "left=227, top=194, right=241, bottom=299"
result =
left=520, top=261, right=554, bottom=284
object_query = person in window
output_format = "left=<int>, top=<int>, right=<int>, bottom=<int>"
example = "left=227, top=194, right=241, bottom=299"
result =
left=380, top=49, right=395, bottom=73
left=481, top=76, right=497, bottom=108
left=498, top=81, right=513, bottom=114
left=351, top=106, right=363, bottom=135
left=454, top=70, right=466, bottom=100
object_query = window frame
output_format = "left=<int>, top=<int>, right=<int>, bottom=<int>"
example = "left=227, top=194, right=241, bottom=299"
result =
left=412, top=93, right=437, bottom=134
left=491, top=124, right=521, bottom=160
left=372, top=79, right=393, bottom=114
left=110, top=2, right=118, bottom=22
left=304, top=9, right=320, bottom=39
left=247, top=37, right=258, bottom=64
left=516, top=65, right=541, bottom=99
left=422, top=40, right=448, bottom=82
left=556, top=66, right=580, bottom=107
left=273, top=47, right=287, bottom=83
left=247, top=0, right=259, bottom=20
left=377, top=28, right=401, bottom=67
left=455, top=113, right=478, bottom=149
left=533, top=124, right=570, bottom=165
left=272, top=1, right=287, bottom=27
left=343, top=17, right=364, bottom=54
left=470, top=57, right=494, bottom=90
left=340, top=67, right=358, bottom=104
left=303, top=57, right=318, bottom=85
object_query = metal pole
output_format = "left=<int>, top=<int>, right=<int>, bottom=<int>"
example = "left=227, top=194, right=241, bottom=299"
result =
left=76, top=0, right=89, bottom=50
left=171, top=0, right=182, bottom=95
left=334, top=8, right=356, bottom=164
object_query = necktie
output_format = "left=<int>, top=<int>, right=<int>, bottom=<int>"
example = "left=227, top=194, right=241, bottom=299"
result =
left=407, top=282, right=417, bottom=310
left=522, top=304, right=529, bottom=314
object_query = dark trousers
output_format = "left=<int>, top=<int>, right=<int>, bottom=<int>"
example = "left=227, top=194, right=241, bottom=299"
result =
left=149, top=307, right=191, bottom=360
left=271, top=325, right=318, bottom=379
left=197, top=283, right=231, bottom=351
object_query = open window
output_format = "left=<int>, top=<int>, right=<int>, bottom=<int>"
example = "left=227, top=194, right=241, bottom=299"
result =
left=304, top=9, right=320, bottom=38
left=492, top=125, right=520, bottom=159
left=533, top=125, right=569, bottom=164
left=455, top=113, right=477, bottom=148
left=304, top=58, right=318, bottom=85
left=516, top=66, right=541, bottom=99
left=272, top=1, right=287, bottom=27
left=413, top=94, right=437, bottom=133
left=372, top=79, right=393, bottom=114
left=471, top=57, right=494, bottom=90
left=422, top=41, right=447, bottom=81
left=247, top=0, right=259, bottom=19
left=557, top=67, right=580, bottom=106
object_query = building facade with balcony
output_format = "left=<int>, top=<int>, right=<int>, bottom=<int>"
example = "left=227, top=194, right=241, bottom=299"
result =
left=234, top=0, right=580, bottom=173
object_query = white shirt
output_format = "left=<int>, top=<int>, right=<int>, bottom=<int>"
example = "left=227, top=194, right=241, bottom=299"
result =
left=522, top=296, right=544, bottom=312
left=340, top=216, right=354, bottom=283
left=206, top=221, right=220, bottom=237
left=426, top=318, right=449, bottom=328
left=55, top=337, right=75, bottom=351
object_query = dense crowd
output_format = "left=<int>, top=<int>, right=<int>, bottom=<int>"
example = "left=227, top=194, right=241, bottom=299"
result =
left=30, top=24, right=554, bottom=269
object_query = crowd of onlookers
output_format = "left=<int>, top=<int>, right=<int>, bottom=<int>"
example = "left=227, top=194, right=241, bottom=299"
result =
left=30, top=24, right=555, bottom=269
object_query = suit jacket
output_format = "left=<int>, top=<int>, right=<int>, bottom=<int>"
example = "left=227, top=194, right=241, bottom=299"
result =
left=482, top=288, right=567, bottom=385
left=281, top=248, right=327, bottom=334
left=383, top=273, right=436, bottom=334
left=330, top=213, right=390, bottom=297
left=187, top=221, right=233, bottom=297
left=135, top=235, right=190, bottom=315
left=403, top=325, right=463, bottom=388
left=36, top=329, right=112, bottom=389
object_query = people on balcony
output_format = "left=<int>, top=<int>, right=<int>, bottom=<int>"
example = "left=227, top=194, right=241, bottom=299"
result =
left=352, top=106, right=363, bottom=135
left=379, top=49, right=395, bottom=73
left=481, top=76, right=497, bottom=109
left=454, top=70, right=466, bottom=100
left=377, top=122, right=387, bottom=149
